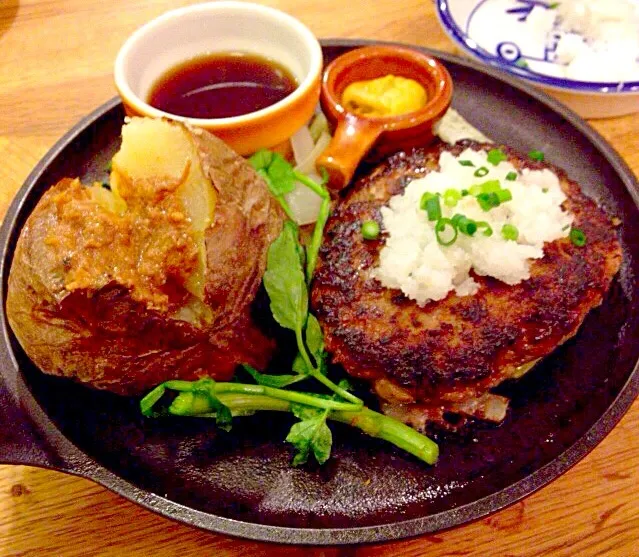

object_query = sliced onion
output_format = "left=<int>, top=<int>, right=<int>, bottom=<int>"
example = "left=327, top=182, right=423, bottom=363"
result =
left=380, top=402, right=439, bottom=434
left=284, top=172, right=324, bottom=226
left=309, top=112, right=329, bottom=142
left=285, top=130, right=332, bottom=226
left=380, top=391, right=510, bottom=434
left=294, top=131, right=331, bottom=175
left=285, top=113, right=333, bottom=226
left=449, top=392, right=510, bottom=423
left=290, top=125, right=315, bottom=168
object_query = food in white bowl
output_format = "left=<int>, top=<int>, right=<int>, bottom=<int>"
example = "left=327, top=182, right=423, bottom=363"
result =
left=517, top=0, right=639, bottom=82
left=436, top=0, right=639, bottom=118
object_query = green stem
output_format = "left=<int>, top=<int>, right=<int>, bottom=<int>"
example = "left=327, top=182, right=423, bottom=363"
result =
left=331, top=407, right=439, bottom=465
left=215, top=383, right=360, bottom=411
left=169, top=392, right=438, bottom=465
left=164, top=379, right=361, bottom=412
left=305, top=195, right=331, bottom=284
left=294, top=327, right=362, bottom=406
left=216, top=393, right=290, bottom=412
left=277, top=195, right=296, bottom=222
left=292, top=170, right=330, bottom=285
left=295, top=326, right=316, bottom=375
left=294, top=171, right=329, bottom=199
left=164, top=380, right=199, bottom=391
left=140, top=383, right=166, bottom=416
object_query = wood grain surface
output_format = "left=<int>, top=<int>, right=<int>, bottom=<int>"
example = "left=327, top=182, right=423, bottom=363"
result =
left=0, top=1, right=637, bottom=555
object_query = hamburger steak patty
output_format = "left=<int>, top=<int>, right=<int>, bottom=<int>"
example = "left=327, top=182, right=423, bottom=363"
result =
left=311, top=141, right=622, bottom=422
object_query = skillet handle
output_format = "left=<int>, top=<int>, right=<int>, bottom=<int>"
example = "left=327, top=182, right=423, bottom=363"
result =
left=0, top=372, right=61, bottom=468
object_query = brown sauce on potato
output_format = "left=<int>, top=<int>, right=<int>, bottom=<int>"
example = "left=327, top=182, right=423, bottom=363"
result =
left=45, top=178, right=198, bottom=312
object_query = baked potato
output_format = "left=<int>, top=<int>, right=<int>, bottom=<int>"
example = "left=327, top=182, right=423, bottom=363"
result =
left=6, top=118, right=284, bottom=395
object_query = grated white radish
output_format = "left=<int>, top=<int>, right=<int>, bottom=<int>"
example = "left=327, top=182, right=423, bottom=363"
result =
left=372, top=148, right=574, bottom=306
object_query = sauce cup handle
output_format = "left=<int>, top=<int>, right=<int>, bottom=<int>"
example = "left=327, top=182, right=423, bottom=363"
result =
left=316, top=114, right=382, bottom=192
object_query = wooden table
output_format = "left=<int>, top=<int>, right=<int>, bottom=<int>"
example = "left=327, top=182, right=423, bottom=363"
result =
left=0, top=1, right=637, bottom=555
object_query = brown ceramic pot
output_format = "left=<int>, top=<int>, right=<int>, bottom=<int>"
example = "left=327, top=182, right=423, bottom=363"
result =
left=317, top=45, right=453, bottom=191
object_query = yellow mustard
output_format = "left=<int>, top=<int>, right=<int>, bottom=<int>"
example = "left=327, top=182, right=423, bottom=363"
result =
left=341, top=75, right=428, bottom=117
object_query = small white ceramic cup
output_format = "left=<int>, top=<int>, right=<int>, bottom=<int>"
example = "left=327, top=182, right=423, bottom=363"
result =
left=114, top=2, right=323, bottom=155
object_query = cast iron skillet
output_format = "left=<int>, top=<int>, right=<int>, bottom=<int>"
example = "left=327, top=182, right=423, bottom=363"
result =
left=1, top=41, right=638, bottom=545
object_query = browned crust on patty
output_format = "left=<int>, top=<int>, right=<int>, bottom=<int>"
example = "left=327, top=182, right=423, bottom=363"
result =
left=311, top=141, right=622, bottom=404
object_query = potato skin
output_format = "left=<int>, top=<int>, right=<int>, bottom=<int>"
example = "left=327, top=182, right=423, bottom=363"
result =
left=6, top=126, right=283, bottom=395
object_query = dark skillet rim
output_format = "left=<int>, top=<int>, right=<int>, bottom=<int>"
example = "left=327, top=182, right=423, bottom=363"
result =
left=0, top=38, right=637, bottom=545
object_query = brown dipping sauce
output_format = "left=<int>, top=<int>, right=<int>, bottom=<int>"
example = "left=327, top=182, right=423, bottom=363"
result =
left=147, top=52, right=298, bottom=119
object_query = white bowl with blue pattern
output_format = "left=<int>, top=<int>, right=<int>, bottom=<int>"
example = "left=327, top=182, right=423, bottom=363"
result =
left=436, top=0, right=639, bottom=118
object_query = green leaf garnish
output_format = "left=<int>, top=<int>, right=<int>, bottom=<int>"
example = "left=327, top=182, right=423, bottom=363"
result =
left=291, top=314, right=327, bottom=376
left=286, top=403, right=333, bottom=466
left=248, top=149, right=274, bottom=171
left=263, top=221, right=308, bottom=332
left=242, top=364, right=307, bottom=388
left=266, top=154, right=297, bottom=196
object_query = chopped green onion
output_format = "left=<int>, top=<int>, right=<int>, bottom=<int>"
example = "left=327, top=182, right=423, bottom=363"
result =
left=496, top=189, right=512, bottom=203
left=420, top=192, right=436, bottom=210
left=425, top=197, right=442, bottom=221
left=459, top=160, right=475, bottom=167
left=529, top=149, right=545, bottom=162
left=479, top=180, right=501, bottom=194
left=435, top=218, right=458, bottom=246
left=361, top=220, right=380, bottom=240
left=570, top=227, right=586, bottom=247
left=461, top=189, right=469, bottom=196
left=515, top=59, right=529, bottom=69
left=542, top=188, right=549, bottom=193
left=443, top=189, right=461, bottom=207
left=505, top=171, right=518, bottom=181
left=487, top=149, right=507, bottom=166
left=452, top=214, right=477, bottom=236
left=501, top=223, right=519, bottom=241
left=470, top=180, right=500, bottom=197
left=474, top=166, right=489, bottom=178
left=462, top=220, right=478, bottom=237
left=476, top=221, right=493, bottom=236
left=477, top=192, right=500, bottom=211
left=420, top=192, right=442, bottom=221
